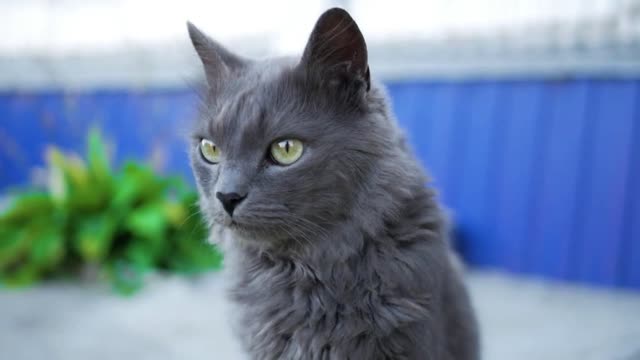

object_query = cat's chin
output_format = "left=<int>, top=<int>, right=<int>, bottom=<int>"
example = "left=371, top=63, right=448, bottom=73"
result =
left=218, top=216, right=255, bottom=239
left=221, top=223, right=297, bottom=252
left=221, top=221, right=274, bottom=245
left=212, top=214, right=301, bottom=251
left=209, top=221, right=257, bottom=250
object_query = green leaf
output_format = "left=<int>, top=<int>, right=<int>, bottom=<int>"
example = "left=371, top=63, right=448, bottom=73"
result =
left=47, top=147, right=90, bottom=190
left=165, top=176, right=190, bottom=198
left=0, top=193, right=54, bottom=224
left=110, top=163, right=168, bottom=211
left=65, top=182, right=108, bottom=212
left=47, top=145, right=110, bottom=211
left=125, top=202, right=168, bottom=241
left=170, top=243, right=223, bottom=274
left=1, top=127, right=223, bottom=293
left=73, top=214, right=117, bottom=262
left=46, top=159, right=69, bottom=204
left=87, top=128, right=111, bottom=183
left=163, top=201, right=187, bottom=226
left=111, top=173, right=138, bottom=209
left=0, top=264, right=40, bottom=288
left=124, top=242, right=156, bottom=268
left=170, top=220, right=222, bottom=273
left=0, top=227, right=29, bottom=270
left=30, top=229, right=65, bottom=270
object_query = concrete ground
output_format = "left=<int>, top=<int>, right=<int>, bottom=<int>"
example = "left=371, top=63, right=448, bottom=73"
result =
left=1, top=271, right=639, bottom=360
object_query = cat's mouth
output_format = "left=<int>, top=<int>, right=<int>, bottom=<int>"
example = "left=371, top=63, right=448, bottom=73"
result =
left=222, top=216, right=237, bottom=228
left=219, top=215, right=283, bottom=243
left=222, top=215, right=253, bottom=233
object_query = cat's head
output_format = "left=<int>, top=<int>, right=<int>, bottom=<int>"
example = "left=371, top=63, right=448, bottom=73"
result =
left=188, top=8, right=398, bottom=251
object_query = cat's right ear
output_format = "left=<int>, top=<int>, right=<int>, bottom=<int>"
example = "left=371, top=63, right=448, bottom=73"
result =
left=187, top=22, right=245, bottom=93
left=300, top=8, right=370, bottom=92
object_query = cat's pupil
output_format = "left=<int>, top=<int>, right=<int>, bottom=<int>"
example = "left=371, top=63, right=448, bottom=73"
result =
left=285, top=141, right=290, bottom=153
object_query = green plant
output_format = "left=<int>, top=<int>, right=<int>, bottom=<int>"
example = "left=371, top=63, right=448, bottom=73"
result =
left=0, top=129, right=222, bottom=294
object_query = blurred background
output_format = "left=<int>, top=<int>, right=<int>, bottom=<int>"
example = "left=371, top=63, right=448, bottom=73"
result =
left=1, top=0, right=640, bottom=359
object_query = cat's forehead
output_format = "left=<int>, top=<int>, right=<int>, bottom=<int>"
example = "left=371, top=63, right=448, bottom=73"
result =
left=249, top=57, right=297, bottom=83
left=222, top=57, right=296, bottom=97
left=218, top=57, right=293, bottom=102
left=205, top=57, right=301, bottom=148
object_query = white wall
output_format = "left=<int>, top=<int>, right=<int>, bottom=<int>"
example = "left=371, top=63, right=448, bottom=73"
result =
left=1, top=0, right=639, bottom=89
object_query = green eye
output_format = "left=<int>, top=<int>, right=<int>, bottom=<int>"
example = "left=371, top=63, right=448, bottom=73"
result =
left=199, top=139, right=221, bottom=164
left=270, top=139, right=304, bottom=165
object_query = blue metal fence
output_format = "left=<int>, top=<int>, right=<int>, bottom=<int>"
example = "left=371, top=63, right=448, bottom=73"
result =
left=1, top=79, right=638, bottom=289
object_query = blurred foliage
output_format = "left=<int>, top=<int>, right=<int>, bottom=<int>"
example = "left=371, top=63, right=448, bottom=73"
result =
left=0, top=129, right=221, bottom=295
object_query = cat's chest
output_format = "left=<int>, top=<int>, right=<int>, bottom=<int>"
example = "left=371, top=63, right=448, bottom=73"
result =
left=225, top=246, right=435, bottom=359
left=229, top=257, right=361, bottom=337
left=227, top=261, right=354, bottom=357
left=231, top=261, right=335, bottom=317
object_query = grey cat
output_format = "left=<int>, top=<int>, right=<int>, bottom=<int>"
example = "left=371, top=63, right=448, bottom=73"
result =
left=186, top=8, right=479, bottom=360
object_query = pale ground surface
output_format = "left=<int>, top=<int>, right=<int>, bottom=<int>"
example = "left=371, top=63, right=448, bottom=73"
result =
left=1, top=271, right=639, bottom=360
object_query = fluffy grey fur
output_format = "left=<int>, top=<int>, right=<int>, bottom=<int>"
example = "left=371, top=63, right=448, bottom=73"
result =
left=186, top=8, right=479, bottom=360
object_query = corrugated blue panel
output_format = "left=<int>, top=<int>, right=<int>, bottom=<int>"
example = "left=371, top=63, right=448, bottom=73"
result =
left=386, top=82, right=437, bottom=171
left=451, top=83, right=500, bottom=266
left=0, top=90, right=197, bottom=191
left=574, top=81, right=638, bottom=285
left=388, top=82, right=472, bottom=253
left=526, top=80, right=590, bottom=278
left=1, top=79, right=639, bottom=289
left=1, top=94, right=85, bottom=187
left=493, top=82, right=545, bottom=273
left=420, top=84, right=460, bottom=207
left=623, top=86, right=640, bottom=288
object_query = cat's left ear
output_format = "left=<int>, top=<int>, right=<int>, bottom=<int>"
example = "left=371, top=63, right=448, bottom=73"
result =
left=187, top=22, right=245, bottom=93
left=300, top=8, right=370, bottom=91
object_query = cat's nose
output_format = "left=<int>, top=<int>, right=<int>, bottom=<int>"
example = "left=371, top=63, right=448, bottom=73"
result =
left=215, top=191, right=247, bottom=216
